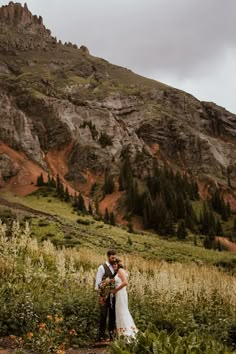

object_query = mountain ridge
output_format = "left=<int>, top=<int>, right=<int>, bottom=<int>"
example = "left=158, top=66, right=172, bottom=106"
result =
left=0, top=1, right=236, bottom=218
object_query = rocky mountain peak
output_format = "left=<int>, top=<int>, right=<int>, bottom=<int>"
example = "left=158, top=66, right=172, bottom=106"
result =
left=0, top=2, right=51, bottom=37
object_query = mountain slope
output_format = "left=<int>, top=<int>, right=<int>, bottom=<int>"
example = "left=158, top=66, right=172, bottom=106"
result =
left=0, top=2, right=236, bottom=212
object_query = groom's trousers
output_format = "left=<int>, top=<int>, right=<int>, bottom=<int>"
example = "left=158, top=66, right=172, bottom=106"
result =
left=99, top=295, right=116, bottom=339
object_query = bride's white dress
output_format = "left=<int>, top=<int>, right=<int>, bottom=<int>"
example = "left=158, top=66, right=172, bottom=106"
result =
left=115, top=273, right=138, bottom=337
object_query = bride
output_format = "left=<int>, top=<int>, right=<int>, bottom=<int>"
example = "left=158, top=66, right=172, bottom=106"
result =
left=111, top=259, right=138, bottom=338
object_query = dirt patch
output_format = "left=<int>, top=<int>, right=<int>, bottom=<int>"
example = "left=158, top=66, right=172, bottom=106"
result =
left=216, top=236, right=236, bottom=252
left=0, top=142, right=46, bottom=196
left=99, top=183, right=125, bottom=223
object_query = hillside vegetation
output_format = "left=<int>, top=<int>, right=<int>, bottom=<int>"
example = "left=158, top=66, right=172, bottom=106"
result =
left=1, top=220, right=236, bottom=353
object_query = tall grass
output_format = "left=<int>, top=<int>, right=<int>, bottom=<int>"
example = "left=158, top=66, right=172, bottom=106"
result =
left=1, top=220, right=236, bottom=351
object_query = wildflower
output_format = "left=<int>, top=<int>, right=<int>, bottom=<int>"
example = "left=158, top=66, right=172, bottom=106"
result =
left=69, top=328, right=77, bottom=336
left=47, top=315, right=53, bottom=320
left=27, top=332, right=34, bottom=339
left=58, top=343, right=66, bottom=350
left=55, top=315, right=63, bottom=323
left=56, top=350, right=65, bottom=354
left=38, top=322, right=46, bottom=330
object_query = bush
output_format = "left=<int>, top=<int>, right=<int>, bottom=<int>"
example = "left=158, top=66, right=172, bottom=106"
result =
left=109, top=326, right=234, bottom=354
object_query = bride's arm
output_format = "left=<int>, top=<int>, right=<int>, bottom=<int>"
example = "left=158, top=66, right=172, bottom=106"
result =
left=114, top=269, right=127, bottom=293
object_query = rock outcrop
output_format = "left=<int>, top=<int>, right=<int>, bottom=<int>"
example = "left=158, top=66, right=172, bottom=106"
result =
left=0, top=2, right=56, bottom=52
left=0, top=2, right=236, bottom=198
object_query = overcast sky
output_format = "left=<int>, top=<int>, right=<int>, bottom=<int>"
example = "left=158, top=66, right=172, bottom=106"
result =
left=1, top=0, right=236, bottom=113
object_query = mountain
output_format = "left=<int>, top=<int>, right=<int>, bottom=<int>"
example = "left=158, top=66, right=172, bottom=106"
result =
left=0, top=2, right=236, bottom=216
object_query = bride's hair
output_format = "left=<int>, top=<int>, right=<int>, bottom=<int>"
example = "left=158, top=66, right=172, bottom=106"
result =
left=116, top=258, right=124, bottom=269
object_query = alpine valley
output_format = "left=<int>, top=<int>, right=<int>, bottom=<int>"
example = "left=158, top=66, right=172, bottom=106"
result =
left=1, top=2, right=236, bottom=243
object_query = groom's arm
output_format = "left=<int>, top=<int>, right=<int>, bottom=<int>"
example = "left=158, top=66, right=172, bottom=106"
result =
left=95, top=264, right=105, bottom=290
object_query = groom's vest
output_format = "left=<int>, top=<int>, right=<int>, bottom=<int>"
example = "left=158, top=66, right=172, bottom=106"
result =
left=102, top=263, right=115, bottom=280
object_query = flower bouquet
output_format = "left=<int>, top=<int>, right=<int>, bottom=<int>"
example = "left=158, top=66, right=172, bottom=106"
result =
left=98, top=277, right=115, bottom=303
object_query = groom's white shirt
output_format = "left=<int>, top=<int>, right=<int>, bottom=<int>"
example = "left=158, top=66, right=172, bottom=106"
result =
left=95, top=261, right=114, bottom=290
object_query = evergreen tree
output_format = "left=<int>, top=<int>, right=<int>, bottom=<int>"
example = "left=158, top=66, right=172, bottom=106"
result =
left=233, top=217, right=236, bottom=231
left=56, top=174, right=64, bottom=199
left=36, top=173, right=44, bottom=186
left=104, top=208, right=110, bottom=224
left=88, top=202, right=93, bottom=215
left=216, top=218, right=223, bottom=236
left=203, top=234, right=215, bottom=249
left=47, top=174, right=56, bottom=188
left=77, top=193, right=86, bottom=212
left=110, top=212, right=116, bottom=226
left=64, top=187, right=70, bottom=202
left=176, top=194, right=186, bottom=219
left=200, top=203, right=216, bottom=236
left=177, top=220, right=187, bottom=240
left=104, top=170, right=115, bottom=195
left=221, top=202, right=228, bottom=222
left=118, top=172, right=124, bottom=191
left=128, top=221, right=134, bottom=233
left=120, top=158, right=133, bottom=190
left=226, top=201, right=231, bottom=218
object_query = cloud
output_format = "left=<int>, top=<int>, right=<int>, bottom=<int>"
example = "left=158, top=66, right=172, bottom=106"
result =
left=24, top=0, right=236, bottom=79
left=1, top=0, right=236, bottom=112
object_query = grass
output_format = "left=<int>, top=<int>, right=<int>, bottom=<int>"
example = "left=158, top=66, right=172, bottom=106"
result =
left=1, top=221, right=236, bottom=352
left=2, top=191, right=236, bottom=269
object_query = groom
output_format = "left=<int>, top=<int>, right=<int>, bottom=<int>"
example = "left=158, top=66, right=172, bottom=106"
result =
left=95, top=249, right=117, bottom=342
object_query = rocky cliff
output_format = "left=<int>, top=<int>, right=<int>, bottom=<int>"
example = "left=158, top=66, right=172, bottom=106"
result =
left=0, top=2, right=236, bottom=204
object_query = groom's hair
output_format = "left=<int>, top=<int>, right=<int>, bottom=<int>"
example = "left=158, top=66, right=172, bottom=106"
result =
left=107, top=249, right=117, bottom=257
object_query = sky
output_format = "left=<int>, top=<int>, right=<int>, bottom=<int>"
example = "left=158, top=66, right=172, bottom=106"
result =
left=1, top=0, right=236, bottom=113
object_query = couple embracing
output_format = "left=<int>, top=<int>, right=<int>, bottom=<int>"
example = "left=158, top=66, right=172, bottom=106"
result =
left=95, top=249, right=137, bottom=342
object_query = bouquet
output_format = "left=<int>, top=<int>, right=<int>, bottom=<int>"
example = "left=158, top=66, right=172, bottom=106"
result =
left=98, top=277, right=115, bottom=302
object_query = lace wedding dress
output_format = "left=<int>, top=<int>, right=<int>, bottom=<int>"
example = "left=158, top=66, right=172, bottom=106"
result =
left=115, top=273, right=138, bottom=337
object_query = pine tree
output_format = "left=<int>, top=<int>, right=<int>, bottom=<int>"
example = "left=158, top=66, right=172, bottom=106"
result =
left=64, top=187, right=70, bottom=202
left=216, top=219, right=223, bottom=236
left=221, top=202, right=228, bottom=221
left=110, top=212, right=116, bottom=226
left=226, top=201, right=231, bottom=218
left=177, top=220, right=187, bottom=240
left=118, top=172, right=124, bottom=191
left=104, top=208, right=110, bottom=224
left=104, top=170, right=115, bottom=195
left=36, top=173, right=44, bottom=186
left=88, top=202, right=93, bottom=215
left=56, top=174, right=64, bottom=199
left=128, top=221, right=134, bottom=233
left=47, top=174, right=51, bottom=187
left=233, top=218, right=236, bottom=231
left=77, top=193, right=86, bottom=212
left=203, top=235, right=215, bottom=249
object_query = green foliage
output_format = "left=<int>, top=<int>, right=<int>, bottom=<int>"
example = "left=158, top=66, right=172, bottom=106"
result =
left=122, top=162, right=201, bottom=236
left=74, top=193, right=87, bottom=213
left=36, top=173, right=45, bottom=187
left=24, top=314, right=65, bottom=354
left=1, top=220, right=236, bottom=352
left=110, top=212, right=116, bottom=226
left=177, top=220, right=187, bottom=240
left=109, top=327, right=235, bottom=354
left=209, top=189, right=231, bottom=221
